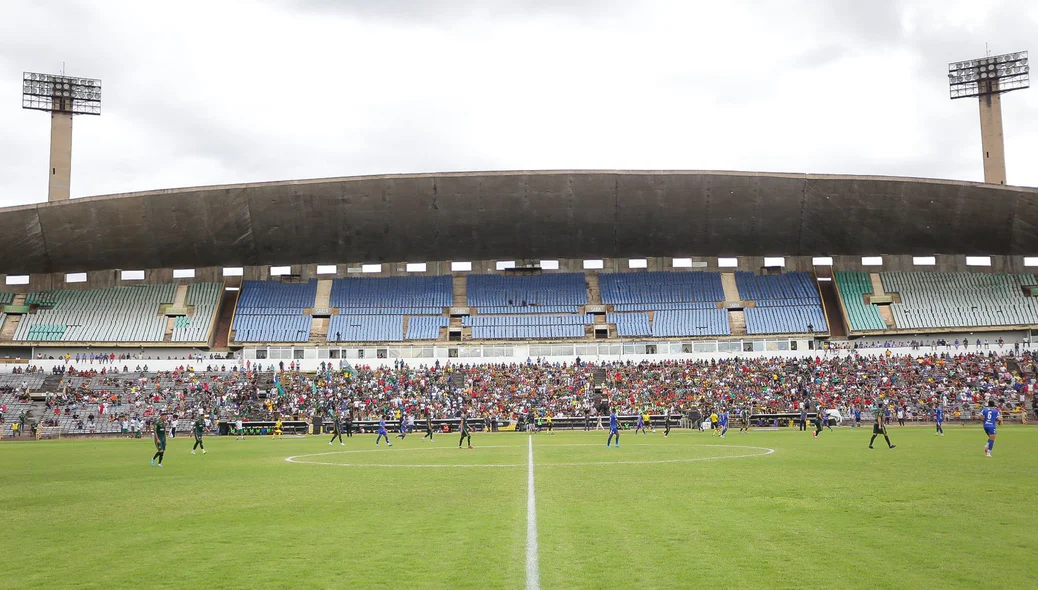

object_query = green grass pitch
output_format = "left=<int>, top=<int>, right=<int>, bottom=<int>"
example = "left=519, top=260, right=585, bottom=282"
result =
left=1, top=425, right=1034, bottom=589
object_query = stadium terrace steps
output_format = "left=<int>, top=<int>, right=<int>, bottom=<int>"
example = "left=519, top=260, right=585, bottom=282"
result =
left=721, top=273, right=742, bottom=303
left=315, top=280, right=333, bottom=310
left=728, top=309, right=747, bottom=335
left=212, top=288, right=238, bottom=349
left=453, top=275, right=467, bottom=308
left=586, top=273, right=602, bottom=306
left=870, top=273, right=887, bottom=296
left=173, top=284, right=189, bottom=307
left=878, top=306, right=896, bottom=329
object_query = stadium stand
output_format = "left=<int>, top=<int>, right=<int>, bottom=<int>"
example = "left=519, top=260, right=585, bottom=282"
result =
left=736, top=272, right=828, bottom=335
left=834, top=271, right=887, bottom=331
left=328, top=315, right=404, bottom=342
left=15, top=284, right=220, bottom=343
left=600, top=271, right=725, bottom=306
left=464, top=314, right=592, bottom=340
left=330, top=276, right=451, bottom=314
left=406, top=316, right=449, bottom=340
left=607, top=312, right=651, bottom=337
left=171, top=283, right=222, bottom=343
left=652, top=309, right=730, bottom=337
left=881, top=272, right=1038, bottom=330
left=232, top=280, right=317, bottom=342
left=599, top=272, right=727, bottom=337
left=467, top=274, right=587, bottom=310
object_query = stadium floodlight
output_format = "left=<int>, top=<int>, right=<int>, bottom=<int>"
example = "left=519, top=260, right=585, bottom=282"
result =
left=948, top=51, right=1028, bottom=185
left=22, top=71, right=102, bottom=202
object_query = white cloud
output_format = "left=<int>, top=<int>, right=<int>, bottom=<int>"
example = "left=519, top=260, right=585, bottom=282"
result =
left=0, top=0, right=1034, bottom=206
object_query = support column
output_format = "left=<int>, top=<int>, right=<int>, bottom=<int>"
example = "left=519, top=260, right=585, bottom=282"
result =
left=978, top=81, right=1006, bottom=185
left=48, top=111, right=73, bottom=201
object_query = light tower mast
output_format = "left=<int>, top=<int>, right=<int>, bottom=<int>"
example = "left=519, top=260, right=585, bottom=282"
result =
left=22, top=71, right=102, bottom=202
left=948, top=51, right=1029, bottom=185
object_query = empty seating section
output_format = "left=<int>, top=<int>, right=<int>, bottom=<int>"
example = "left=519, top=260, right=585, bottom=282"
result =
left=882, top=272, right=1038, bottom=329
left=465, top=314, right=591, bottom=340
left=330, top=276, right=451, bottom=314
left=736, top=272, right=827, bottom=334
left=608, top=312, right=651, bottom=337
left=0, top=293, right=13, bottom=305
left=15, top=284, right=212, bottom=342
left=233, top=280, right=317, bottom=342
left=477, top=305, right=580, bottom=314
left=171, top=283, right=221, bottom=342
left=652, top=310, right=730, bottom=337
left=406, top=316, right=449, bottom=340
left=611, top=302, right=717, bottom=312
left=744, top=307, right=828, bottom=335
left=328, top=315, right=404, bottom=342
left=467, top=274, right=587, bottom=310
left=600, top=272, right=724, bottom=307
left=834, top=272, right=887, bottom=331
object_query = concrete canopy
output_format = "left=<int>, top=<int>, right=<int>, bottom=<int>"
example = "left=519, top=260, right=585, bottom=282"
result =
left=1, top=170, right=1037, bottom=275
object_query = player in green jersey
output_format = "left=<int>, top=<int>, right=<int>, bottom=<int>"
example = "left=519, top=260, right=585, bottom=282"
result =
left=191, top=415, right=207, bottom=455
left=151, top=415, right=167, bottom=467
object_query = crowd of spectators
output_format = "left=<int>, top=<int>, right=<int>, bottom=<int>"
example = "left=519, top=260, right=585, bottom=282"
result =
left=9, top=349, right=1035, bottom=437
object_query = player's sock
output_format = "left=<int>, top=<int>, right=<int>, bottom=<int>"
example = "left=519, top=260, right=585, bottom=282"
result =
left=987, top=439, right=994, bottom=451
left=869, top=435, right=877, bottom=447
left=884, top=435, right=892, bottom=447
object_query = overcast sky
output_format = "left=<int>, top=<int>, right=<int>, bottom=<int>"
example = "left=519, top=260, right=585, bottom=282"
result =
left=0, top=0, right=1035, bottom=205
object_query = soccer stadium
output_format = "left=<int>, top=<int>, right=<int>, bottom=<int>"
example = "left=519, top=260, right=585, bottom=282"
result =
left=2, top=5, right=1037, bottom=590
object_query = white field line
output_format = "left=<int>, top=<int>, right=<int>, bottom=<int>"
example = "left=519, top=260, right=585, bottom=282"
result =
left=526, top=436, right=540, bottom=590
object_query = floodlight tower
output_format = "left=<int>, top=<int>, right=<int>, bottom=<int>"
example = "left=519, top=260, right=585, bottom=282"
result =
left=21, top=72, right=102, bottom=202
left=948, top=51, right=1029, bottom=185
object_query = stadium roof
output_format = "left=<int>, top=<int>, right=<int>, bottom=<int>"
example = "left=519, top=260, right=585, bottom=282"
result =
left=1, top=170, right=1037, bottom=275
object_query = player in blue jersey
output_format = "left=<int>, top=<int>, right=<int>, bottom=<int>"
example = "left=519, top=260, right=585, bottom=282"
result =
left=933, top=406, right=945, bottom=436
left=634, top=412, right=647, bottom=435
left=606, top=409, right=620, bottom=447
left=396, top=413, right=408, bottom=440
left=376, top=416, right=392, bottom=447
left=718, top=408, right=729, bottom=438
left=981, top=400, right=1001, bottom=457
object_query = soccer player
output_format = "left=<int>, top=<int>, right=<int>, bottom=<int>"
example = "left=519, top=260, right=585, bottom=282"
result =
left=934, top=405, right=945, bottom=436
left=376, top=417, right=392, bottom=446
left=606, top=408, right=620, bottom=448
left=191, top=414, right=207, bottom=455
left=644, top=410, right=654, bottom=433
left=718, top=408, right=729, bottom=438
left=396, top=414, right=408, bottom=440
left=151, top=415, right=167, bottom=467
left=663, top=407, right=672, bottom=437
left=329, top=413, right=345, bottom=446
left=545, top=414, right=554, bottom=434
left=812, top=410, right=823, bottom=439
left=458, top=413, right=473, bottom=449
left=738, top=406, right=752, bottom=433
left=235, top=417, right=244, bottom=440
left=869, top=401, right=896, bottom=450
left=634, top=412, right=646, bottom=435
left=710, top=409, right=720, bottom=436
left=981, top=400, right=1001, bottom=457
left=421, top=408, right=435, bottom=442
left=273, top=417, right=283, bottom=440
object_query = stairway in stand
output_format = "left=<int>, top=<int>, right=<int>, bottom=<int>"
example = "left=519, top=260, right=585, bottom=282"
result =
left=212, top=288, right=238, bottom=350
left=721, top=273, right=742, bottom=303
left=728, top=309, right=747, bottom=336
left=453, top=275, right=467, bottom=308
left=315, top=279, right=333, bottom=309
